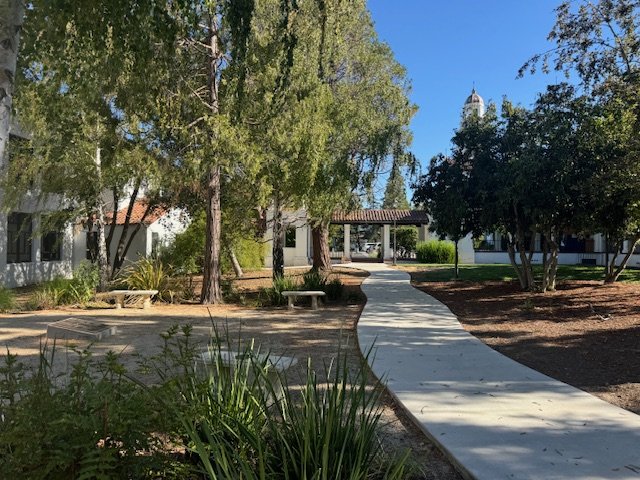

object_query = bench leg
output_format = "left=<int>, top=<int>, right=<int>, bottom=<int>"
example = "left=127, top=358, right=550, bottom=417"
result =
left=311, top=296, right=319, bottom=310
left=288, top=297, right=295, bottom=310
left=115, top=295, right=124, bottom=309
left=143, top=297, right=151, bottom=309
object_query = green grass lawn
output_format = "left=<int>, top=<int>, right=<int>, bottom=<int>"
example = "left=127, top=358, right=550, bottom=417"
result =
left=399, top=263, right=640, bottom=283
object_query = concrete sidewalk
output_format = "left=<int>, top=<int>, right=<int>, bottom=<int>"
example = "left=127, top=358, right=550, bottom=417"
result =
left=353, top=263, right=640, bottom=480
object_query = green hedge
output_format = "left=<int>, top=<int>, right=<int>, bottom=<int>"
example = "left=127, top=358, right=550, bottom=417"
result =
left=416, top=240, right=455, bottom=264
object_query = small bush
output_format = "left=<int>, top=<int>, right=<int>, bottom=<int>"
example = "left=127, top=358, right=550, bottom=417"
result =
left=301, top=270, right=327, bottom=290
left=416, top=240, right=455, bottom=264
left=0, top=288, right=16, bottom=313
left=118, top=257, right=175, bottom=302
left=261, top=275, right=299, bottom=306
left=324, top=278, right=344, bottom=301
left=27, top=262, right=100, bottom=310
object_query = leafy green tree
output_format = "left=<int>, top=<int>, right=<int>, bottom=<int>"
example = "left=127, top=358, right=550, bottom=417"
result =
left=413, top=154, right=471, bottom=278
left=7, top=0, right=177, bottom=289
left=382, top=162, right=410, bottom=209
left=523, top=0, right=640, bottom=283
left=303, top=0, right=416, bottom=271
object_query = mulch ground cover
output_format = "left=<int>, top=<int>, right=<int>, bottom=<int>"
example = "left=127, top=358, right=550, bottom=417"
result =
left=408, top=275, right=640, bottom=414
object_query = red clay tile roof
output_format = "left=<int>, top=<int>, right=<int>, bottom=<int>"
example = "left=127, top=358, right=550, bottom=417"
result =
left=107, top=199, right=168, bottom=225
left=331, top=209, right=429, bottom=225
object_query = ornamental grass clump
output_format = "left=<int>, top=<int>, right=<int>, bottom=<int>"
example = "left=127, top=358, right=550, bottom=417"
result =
left=261, top=275, right=299, bottom=306
left=0, top=287, right=16, bottom=313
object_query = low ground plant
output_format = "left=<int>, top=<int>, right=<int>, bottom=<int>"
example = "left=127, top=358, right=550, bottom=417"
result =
left=118, top=257, right=178, bottom=302
left=0, top=326, right=408, bottom=479
left=0, top=288, right=16, bottom=313
left=27, top=262, right=100, bottom=309
left=416, top=240, right=455, bottom=264
left=261, top=275, right=299, bottom=306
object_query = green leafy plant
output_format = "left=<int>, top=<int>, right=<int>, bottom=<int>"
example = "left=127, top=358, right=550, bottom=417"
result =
left=0, top=288, right=16, bottom=313
left=324, top=278, right=344, bottom=301
left=302, top=270, right=327, bottom=290
left=118, top=257, right=176, bottom=302
left=0, top=345, right=181, bottom=479
left=416, top=240, right=455, bottom=264
left=261, top=275, right=299, bottom=306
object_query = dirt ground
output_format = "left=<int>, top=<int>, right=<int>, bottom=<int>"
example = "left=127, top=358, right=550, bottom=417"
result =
left=405, top=271, right=640, bottom=415
left=0, top=266, right=461, bottom=480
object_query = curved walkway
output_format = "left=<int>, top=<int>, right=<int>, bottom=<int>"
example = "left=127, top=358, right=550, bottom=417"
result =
left=352, top=263, right=640, bottom=480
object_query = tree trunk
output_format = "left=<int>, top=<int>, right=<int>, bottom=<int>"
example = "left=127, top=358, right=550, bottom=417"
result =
left=111, top=180, right=141, bottom=275
left=312, top=221, right=332, bottom=272
left=201, top=13, right=223, bottom=304
left=506, top=236, right=526, bottom=290
left=454, top=238, right=459, bottom=279
left=105, top=187, right=119, bottom=264
left=272, top=195, right=285, bottom=278
left=545, top=233, right=559, bottom=292
left=201, top=165, right=223, bottom=303
left=94, top=146, right=110, bottom=291
left=605, top=235, right=640, bottom=283
left=230, top=248, right=243, bottom=278
left=0, top=0, right=23, bottom=169
left=516, top=228, right=534, bottom=290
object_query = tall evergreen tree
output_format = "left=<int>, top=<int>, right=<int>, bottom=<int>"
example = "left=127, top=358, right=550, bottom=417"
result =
left=382, top=162, right=410, bottom=209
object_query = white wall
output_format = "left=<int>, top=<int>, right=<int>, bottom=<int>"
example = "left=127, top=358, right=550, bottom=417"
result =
left=263, top=208, right=311, bottom=268
left=0, top=207, right=74, bottom=288
left=474, top=251, right=640, bottom=267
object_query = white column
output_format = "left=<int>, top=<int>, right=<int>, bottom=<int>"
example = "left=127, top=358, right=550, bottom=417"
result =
left=383, top=224, right=392, bottom=260
left=343, top=224, right=351, bottom=260
left=418, top=224, right=429, bottom=242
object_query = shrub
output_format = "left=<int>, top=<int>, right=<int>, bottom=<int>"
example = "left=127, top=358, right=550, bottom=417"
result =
left=301, top=270, right=327, bottom=290
left=118, top=257, right=176, bottom=302
left=0, top=288, right=16, bottom=313
left=162, top=212, right=265, bottom=276
left=261, top=275, right=299, bottom=306
left=324, top=278, right=344, bottom=301
left=416, top=240, right=455, bottom=264
left=392, top=227, right=418, bottom=257
left=0, top=347, right=179, bottom=479
left=27, top=262, right=100, bottom=310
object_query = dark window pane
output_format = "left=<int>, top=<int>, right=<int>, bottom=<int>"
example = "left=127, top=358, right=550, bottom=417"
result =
left=42, top=231, right=62, bottom=261
left=7, top=213, right=32, bottom=263
left=285, top=226, right=296, bottom=248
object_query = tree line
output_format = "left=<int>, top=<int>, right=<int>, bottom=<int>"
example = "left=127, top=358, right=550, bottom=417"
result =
left=0, top=0, right=415, bottom=303
left=413, top=0, right=640, bottom=291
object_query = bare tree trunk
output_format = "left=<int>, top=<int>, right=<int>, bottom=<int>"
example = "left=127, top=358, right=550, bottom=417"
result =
left=0, top=0, right=23, bottom=170
left=506, top=236, right=526, bottom=290
left=605, top=235, right=640, bottom=283
left=111, top=180, right=141, bottom=275
left=94, top=146, right=110, bottom=291
left=105, top=187, right=119, bottom=264
left=272, top=194, right=285, bottom=278
left=230, top=248, right=243, bottom=278
left=202, top=165, right=223, bottom=303
left=312, top=221, right=332, bottom=272
left=516, top=228, right=534, bottom=290
left=201, top=13, right=223, bottom=304
left=454, top=238, right=459, bottom=279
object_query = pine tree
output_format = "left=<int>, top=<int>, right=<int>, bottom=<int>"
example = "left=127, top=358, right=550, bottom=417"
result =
left=382, top=162, right=410, bottom=209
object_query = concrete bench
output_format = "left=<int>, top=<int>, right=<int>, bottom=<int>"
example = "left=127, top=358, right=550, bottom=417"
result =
left=281, top=290, right=326, bottom=310
left=97, top=289, right=159, bottom=309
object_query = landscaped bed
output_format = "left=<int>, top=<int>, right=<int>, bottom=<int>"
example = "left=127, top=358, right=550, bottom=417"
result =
left=0, top=266, right=461, bottom=480
left=399, top=264, right=640, bottom=414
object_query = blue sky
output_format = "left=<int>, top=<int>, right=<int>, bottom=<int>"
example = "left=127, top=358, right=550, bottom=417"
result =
left=368, top=0, right=563, bottom=178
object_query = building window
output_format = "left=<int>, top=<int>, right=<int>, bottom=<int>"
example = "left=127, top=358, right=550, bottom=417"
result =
left=285, top=225, right=296, bottom=248
left=7, top=213, right=33, bottom=263
left=41, top=230, right=62, bottom=261
left=86, top=231, right=98, bottom=261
